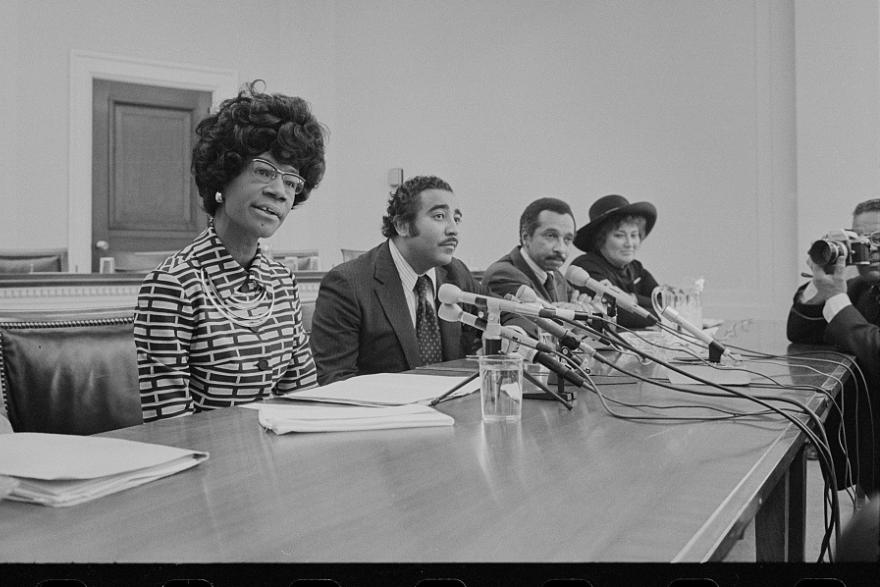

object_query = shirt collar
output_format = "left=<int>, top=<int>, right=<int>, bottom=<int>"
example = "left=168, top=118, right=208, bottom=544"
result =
left=196, top=224, right=272, bottom=293
left=519, top=246, right=549, bottom=284
left=389, top=238, right=437, bottom=293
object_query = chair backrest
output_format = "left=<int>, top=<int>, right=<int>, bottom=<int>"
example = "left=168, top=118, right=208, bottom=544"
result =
left=341, top=248, right=367, bottom=263
left=272, top=249, right=320, bottom=271
left=0, top=249, right=68, bottom=273
left=301, top=300, right=316, bottom=334
left=111, top=251, right=175, bottom=273
left=0, top=307, right=143, bottom=435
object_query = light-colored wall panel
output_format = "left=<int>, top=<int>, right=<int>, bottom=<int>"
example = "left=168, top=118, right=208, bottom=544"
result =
left=795, top=0, right=880, bottom=268
left=2, top=0, right=879, bottom=323
left=328, top=0, right=797, bottom=319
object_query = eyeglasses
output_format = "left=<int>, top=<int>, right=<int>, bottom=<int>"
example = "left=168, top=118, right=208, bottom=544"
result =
left=248, top=158, right=305, bottom=196
left=869, top=231, right=880, bottom=246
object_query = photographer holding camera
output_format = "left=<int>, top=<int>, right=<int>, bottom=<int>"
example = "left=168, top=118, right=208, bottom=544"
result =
left=787, top=198, right=880, bottom=498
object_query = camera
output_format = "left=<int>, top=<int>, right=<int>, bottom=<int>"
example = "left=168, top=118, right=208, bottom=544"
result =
left=808, top=229, right=872, bottom=273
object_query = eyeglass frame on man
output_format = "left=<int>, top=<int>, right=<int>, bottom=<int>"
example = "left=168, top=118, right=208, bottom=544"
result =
left=249, top=158, right=305, bottom=196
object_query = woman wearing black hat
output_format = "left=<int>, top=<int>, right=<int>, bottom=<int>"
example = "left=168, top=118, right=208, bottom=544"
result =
left=570, top=194, right=660, bottom=329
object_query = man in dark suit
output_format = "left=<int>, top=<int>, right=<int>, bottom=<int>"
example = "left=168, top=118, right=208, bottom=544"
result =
left=311, top=176, right=516, bottom=385
left=482, top=197, right=578, bottom=305
left=787, top=198, right=880, bottom=495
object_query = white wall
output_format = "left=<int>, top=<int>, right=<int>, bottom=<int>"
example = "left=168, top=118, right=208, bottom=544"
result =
left=327, top=0, right=798, bottom=319
left=2, top=0, right=879, bottom=322
left=795, top=0, right=880, bottom=263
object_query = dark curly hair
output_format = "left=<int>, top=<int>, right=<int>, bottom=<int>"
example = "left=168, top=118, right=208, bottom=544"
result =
left=593, top=214, right=648, bottom=250
left=192, top=80, right=328, bottom=215
left=519, top=197, right=575, bottom=245
left=381, top=175, right=453, bottom=238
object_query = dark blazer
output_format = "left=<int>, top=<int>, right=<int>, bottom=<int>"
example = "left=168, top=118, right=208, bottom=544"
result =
left=310, top=241, right=487, bottom=385
left=787, top=277, right=880, bottom=494
left=481, top=247, right=573, bottom=303
left=569, top=250, right=659, bottom=329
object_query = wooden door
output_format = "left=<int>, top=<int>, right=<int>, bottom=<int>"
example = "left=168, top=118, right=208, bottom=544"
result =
left=92, top=80, right=212, bottom=272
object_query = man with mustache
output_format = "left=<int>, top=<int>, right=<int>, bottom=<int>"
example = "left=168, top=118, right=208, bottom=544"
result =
left=311, top=175, right=519, bottom=385
left=787, top=198, right=880, bottom=499
left=482, top=197, right=578, bottom=305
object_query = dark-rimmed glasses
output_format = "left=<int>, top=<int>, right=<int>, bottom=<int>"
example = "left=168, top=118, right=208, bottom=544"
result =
left=249, top=158, right=305, bottom=196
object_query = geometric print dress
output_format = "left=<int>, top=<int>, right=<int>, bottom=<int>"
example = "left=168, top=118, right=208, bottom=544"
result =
left=134, top=225, right=317, bottom=422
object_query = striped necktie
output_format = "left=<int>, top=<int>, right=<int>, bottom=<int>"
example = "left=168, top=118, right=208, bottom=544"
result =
left=415, top=275, right=443, bottom=366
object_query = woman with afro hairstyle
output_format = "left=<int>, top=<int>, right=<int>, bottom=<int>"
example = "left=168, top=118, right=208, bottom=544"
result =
left=134, top=81, right=327, bottom=421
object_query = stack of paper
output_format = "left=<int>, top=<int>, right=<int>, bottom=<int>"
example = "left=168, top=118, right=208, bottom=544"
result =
left=259, top=403, right=454, bottom=434
left=280, top=373, right=475, bottom=406
left=0, top=433, right=208, bottom=507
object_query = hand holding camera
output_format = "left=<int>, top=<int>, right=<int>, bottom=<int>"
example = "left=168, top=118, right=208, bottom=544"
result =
left=807, top=229, right=871, bottom=274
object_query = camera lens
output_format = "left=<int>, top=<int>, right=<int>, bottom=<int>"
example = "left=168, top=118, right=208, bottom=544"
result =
left=807, top=239, right=843, bottom=267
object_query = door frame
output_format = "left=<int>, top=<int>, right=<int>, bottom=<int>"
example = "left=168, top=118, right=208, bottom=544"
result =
left=69, top=50, right=237, bottom=273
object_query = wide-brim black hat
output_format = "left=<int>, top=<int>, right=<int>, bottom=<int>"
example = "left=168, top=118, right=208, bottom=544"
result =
left=573, top=194, right=657, bottom=252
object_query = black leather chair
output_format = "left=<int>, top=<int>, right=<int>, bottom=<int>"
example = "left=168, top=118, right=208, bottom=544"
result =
left=0, top=249, right=68, bottom=273
left=0, top=307, right=143, bottom=435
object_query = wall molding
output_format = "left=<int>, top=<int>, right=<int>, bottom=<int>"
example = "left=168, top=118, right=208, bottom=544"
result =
left=0, top=272, right=323, bottom=311
left=68, top=50, right=238, bottom=273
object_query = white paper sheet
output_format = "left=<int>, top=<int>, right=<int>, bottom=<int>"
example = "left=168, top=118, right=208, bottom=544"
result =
left=258, top=403, right=454, bottom=434
left=0, top=433, right=208, bottom=507
left=279, top=373, right=475, bottom=406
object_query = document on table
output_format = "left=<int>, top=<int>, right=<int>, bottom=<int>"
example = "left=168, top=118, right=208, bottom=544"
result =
left=279, top=373, right=476, bottom=406
left=0, top=433, right=209, bottom=507
left=259, top=403, right=454, bottom=434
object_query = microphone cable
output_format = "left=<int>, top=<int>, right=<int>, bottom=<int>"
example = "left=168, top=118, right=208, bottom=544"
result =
left=545, top=313, right=846, bottom=559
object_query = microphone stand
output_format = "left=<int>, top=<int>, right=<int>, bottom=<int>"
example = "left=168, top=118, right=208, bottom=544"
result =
left=521, top=369, right=574, bottom=409
left=521, top=336, right=575, bottom=407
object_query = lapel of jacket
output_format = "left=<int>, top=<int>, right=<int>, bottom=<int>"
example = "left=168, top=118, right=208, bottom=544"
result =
left=510, top=247, right=552, bottom=301
left=373, top=242, right=421, bottom=369
left=435, top=263, right=462, bottom=361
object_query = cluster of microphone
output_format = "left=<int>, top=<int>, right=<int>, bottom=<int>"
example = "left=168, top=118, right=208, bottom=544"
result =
left=436, top=267, right=735, bottom=391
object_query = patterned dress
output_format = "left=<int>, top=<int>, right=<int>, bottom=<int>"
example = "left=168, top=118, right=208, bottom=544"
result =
left=134, top=225, right=316, bottom=422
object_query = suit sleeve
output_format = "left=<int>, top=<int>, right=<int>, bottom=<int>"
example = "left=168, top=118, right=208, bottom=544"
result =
left=827, top=305, right=880, bottom=368
left=482, top=264, right=530, bottom=299
left=310, top=268, right=363, bottom=385
left=786, top=283, right=830, bottom=344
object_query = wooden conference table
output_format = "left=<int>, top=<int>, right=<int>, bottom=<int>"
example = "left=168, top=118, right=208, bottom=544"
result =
left=0, top=320, right=850, bottom=563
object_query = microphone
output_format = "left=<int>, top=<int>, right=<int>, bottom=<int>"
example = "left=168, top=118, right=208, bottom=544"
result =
left=524, top=315, right=597, bottom=359
left=513, top=284, right=554, bottom=309
left=660, top=306, right=739, bottom=363
left=499, top=337, right=589, bottom=389
left=438, top=283, right=591, bottom=321
left=564, top=266, right=658, bottom=324
left=437, top=303, right=555, bottom=354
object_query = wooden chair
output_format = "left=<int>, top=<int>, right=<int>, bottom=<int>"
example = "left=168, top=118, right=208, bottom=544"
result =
left=341, top=248, right=367, bottom=263
left=0, top=307, right=143, bottom=435
left=0, top=249, right=68, bottom=273
left=271, top=249, right=320, bottom=271
left=111, top=250, right=175, bottom=273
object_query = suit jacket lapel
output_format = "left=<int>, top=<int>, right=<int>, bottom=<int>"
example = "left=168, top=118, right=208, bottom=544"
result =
left=435, top=264, right=462, bottom=360
left=510, top=247, right=553, bottom=301
left=373, top=243, right=421, bottom=369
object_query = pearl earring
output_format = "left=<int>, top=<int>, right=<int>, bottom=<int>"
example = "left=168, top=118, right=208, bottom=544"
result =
left=215, top=191, right=223, bottom=204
